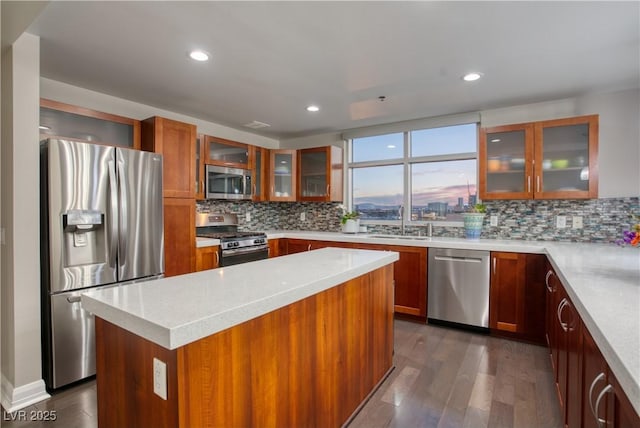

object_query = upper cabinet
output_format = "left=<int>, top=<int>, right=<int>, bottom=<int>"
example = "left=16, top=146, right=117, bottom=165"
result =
left=204, top=136, right=249, bottom=168
left=195, top=134, right=205, bottom=200
left=298, top=146, right=343, bottom=202
left=479, top=115, right=598, bottom=200
left=141, top=116, right=196, bottom=198
left=250, top=146, right=270, bottom=202
left=269, top=149, right=297, bottom=201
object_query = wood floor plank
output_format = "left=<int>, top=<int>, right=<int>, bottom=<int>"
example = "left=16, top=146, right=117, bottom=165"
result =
left=381, top=366, right=421, bottom=406
left=468, top=372, right=496, bottom=411
left=488, top=400, right=515, bottom=428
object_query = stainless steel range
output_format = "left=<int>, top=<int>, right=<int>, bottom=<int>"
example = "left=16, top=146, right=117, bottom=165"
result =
left=196, top=213, right=268, bottom=266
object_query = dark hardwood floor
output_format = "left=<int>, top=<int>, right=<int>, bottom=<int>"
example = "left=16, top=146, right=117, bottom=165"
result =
left=2, top=320, right=562, bottom=428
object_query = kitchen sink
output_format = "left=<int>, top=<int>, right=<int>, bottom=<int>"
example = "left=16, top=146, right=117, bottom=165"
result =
left=369, top=234, right=433, bottom=241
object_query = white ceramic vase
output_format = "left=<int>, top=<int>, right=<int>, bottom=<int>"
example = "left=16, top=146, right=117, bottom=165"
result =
left=342, top=219, right=360, bottom=233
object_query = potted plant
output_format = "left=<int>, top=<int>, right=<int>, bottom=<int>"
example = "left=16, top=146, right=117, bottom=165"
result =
left=462, top=203, right=486, bottom=239
left=341, top=211, right=361, bottom=233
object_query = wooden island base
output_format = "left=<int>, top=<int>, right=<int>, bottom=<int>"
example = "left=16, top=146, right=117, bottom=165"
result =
left=96, top=264, right=394, bottom=428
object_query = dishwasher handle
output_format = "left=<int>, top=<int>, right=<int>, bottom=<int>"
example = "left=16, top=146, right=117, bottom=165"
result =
left=433, top=255, right=483, bottom=263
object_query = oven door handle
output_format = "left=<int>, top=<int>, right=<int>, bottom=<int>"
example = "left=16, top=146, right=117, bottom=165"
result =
left=221, top=245, right=269, bottom=257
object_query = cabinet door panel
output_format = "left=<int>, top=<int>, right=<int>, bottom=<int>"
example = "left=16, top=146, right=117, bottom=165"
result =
left=298, top=146, right=343, bottom=202
left=479, top=123, right=534, bottom=200
left=533, top=115, right=598, bottom=199
left=142, top=117, right=196, bottom=198
left=269, top=150, right=297, bottom=201
left=490, top=252, right=526, bottom=333
left=204, top=136, right=249, bottom=168
left=164, top=198, right=195, bottom=277
left=195, top=246, right=219, bottom=271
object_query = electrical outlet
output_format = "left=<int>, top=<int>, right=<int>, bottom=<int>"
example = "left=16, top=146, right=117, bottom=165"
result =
left=490, top=215, right=498, bottom=227
left=153, top=358, right=167, bottom=400
left=245, top=212, right=251, bottom=222
left=300, top=212, right=306, bottom=221
left=572, top=216, right=583, bottom=229
left=556, top=215, right=567, bottom=229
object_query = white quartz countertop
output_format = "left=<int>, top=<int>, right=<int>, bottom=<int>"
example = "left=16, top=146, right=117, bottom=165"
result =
left=82, top=247, right=398, bottom=351
left=251, top=230, right=640, bottom=413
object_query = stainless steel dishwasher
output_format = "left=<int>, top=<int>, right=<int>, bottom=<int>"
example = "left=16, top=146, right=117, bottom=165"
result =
left=427, top=248, right=490, bottom=332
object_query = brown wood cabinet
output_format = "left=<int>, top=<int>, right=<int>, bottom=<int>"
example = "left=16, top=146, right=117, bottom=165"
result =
left=141, top=116, right=197, bottom=277
left=479, top=114, right=598, bottom=200
left=282, top=239, right=427, bottom=318
left=195, top=134, right=205, bottom=200
left=545, top=263, right=560, bottom=378
left=163, top=198, right=195, bottom=277
left=489, top=252, right=546, bottom=344
left=204, top=135, right=249, bottom=168
left=297, top=146, right=343, bottom=202
left=269, top=149, right=297, bottom=201
left=141, top=116, right=197, bottom=198
left=250, top=146, right=270, bottom=202
left=609, top=371, right=640, bottom=428
left=195, top=245, right=219, bottom=271
left=267, top=238, right=285, bottom=258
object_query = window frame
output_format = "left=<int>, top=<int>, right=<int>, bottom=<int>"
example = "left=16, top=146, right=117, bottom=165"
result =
left=346, top=122, right=479, bottom=227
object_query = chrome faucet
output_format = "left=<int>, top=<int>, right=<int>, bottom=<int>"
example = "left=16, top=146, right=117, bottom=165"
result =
left=398, top=205, right=405, bottom=235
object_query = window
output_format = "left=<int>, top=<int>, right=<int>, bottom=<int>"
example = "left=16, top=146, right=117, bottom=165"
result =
left=348, top=123, right=477, bottom=223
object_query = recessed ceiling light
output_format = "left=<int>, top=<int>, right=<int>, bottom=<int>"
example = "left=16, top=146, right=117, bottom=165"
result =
left=463, top=72, right=482, bottom=82
left=39, top=125, right=51, bottom=130
left=387, top=145, right=396, bottom=149
left=189, top=50, right=209, bottom=62
left=306, top=105, right=320, bottom=112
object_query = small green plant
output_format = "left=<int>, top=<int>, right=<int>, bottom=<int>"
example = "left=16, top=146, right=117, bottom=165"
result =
left=468, top=203, right=486, bottom=213
left=341, top=211, right=360, bottom=224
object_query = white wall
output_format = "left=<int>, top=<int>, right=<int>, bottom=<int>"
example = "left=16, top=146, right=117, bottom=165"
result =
left=41, top=78, right=279, bottom=149
left=1, top=32, right=49, bottom=412
left=279, top=132, right=344, bottom=150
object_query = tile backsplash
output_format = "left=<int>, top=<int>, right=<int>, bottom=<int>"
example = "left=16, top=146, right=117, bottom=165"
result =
left=197, top=197, right=639, bottom=244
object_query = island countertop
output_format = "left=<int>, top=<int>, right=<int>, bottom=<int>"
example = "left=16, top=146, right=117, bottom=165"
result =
left=81, top=247, right=399, bottom=351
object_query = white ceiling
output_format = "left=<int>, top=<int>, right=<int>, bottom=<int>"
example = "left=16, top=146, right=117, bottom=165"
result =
left=27, top=1, right=640, bottom=140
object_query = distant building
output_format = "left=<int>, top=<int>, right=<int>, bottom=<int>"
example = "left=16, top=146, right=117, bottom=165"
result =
left=468, top=194, right=477, bottom=207
left=427, top=202, right=448, bottom=218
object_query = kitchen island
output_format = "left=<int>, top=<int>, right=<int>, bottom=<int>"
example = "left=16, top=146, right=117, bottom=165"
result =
left=81, top=247, right=398, bottom=428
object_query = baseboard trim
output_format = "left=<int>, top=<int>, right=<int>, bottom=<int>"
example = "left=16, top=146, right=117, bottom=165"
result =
left=0, top=373, right=50, bottom=413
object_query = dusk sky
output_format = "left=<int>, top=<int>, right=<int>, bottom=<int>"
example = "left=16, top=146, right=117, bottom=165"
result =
left=352, top=124, right=477, bottom=206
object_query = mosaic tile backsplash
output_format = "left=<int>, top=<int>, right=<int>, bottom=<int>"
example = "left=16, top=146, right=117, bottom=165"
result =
left=197, top=197, right=639, bottom=244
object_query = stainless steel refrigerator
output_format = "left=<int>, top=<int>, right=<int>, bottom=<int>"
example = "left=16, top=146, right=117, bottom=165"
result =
left=40, top=138, right=164, bottom=389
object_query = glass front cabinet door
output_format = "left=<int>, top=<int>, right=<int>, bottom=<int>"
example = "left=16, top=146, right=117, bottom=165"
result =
left=480, top=115, right=598, bottom=200
left=269, top=149, right=297, bottom=201
left=298, top=146, right=343, bottom=202
left=204, top=136, right=249, bottom=168
left=479, top=123, right=534, bottom=200
left=534, top=115, right=598, bottom=199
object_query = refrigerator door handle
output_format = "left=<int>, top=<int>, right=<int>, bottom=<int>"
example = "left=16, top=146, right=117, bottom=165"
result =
left=117, top=157, right=128, bottom=265
left=107, top=160, right=119, bottom=269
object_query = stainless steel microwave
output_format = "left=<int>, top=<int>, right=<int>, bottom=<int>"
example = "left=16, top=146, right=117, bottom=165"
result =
left=205, top=165, right=253, bottom=200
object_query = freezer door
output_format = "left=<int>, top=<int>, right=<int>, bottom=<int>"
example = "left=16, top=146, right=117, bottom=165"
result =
left=48, top=290, right=96, bottom=389
left=117, top=148, right=164, bottom=281
left=45, top=139, right=118, bottom=293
